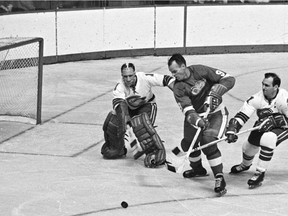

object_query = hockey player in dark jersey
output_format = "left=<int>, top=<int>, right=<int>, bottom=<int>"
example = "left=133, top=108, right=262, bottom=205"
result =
left=226, top=73, right=288, bottom=188
left=168, top=53, right=235, bottom=196
left=101, top=63, right=175, bottom=168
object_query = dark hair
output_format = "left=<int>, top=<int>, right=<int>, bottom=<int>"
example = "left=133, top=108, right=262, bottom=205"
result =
left=121, top=63, right=135, bottom=71
left=168, top=53, right=186, bottom=67
left=264, top=72, right=281, bottom=87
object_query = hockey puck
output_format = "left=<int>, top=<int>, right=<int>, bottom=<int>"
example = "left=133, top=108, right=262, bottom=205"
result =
left=121, top=201, right=128, bottom=208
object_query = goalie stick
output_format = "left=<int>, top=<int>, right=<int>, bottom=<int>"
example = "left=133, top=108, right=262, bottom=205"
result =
left=166, top=125, right=261, bottom=174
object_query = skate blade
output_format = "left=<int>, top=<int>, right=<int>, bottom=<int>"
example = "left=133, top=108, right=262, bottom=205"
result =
left=183, top=173, right=209, bottom=178
left=193, top=173, right=209, bottom=178
left=216, top=188, right=227, bottom=197
left=248, top=183, right=262, bottom=189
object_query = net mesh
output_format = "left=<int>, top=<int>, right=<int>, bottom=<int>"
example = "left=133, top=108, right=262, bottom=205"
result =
left=0, top=37, right=41, bottom=124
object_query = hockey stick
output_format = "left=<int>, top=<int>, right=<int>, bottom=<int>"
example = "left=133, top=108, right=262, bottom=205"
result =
left=166, top=108, right=210, bottom=173
left=166, top=125, right=260, bottom=174
left=189, top=125, right=260, bottom=154
left=166, top=126, right=202, bottom=173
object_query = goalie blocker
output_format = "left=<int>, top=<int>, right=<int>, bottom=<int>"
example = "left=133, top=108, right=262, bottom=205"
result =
left=130, top=112, right=166, bottom=168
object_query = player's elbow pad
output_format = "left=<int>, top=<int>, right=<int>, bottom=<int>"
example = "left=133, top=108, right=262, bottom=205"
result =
left=219, top=76, right=236, bottom=91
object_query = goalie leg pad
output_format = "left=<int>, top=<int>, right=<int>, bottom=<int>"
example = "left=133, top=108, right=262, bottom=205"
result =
left=115, top=101, right=130, bottom=137
left=103, top=111, right=119, bottom=142
left=102, top=112, right=126, bottom=159
left=101, top=141, right=126, bottom=159
left=131, top=112, right=166, bottom=165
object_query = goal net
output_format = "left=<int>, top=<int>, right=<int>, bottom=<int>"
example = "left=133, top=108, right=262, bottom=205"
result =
left=0, top=37, right=43, bottom=124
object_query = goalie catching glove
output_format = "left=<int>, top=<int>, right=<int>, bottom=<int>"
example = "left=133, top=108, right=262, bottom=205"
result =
left=257, top=114, right=288, bottom=132
left=204, top=84, right=228, bottom=112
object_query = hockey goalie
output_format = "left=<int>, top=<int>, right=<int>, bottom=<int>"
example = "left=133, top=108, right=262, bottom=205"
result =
left=101, top=62, right=175, bottom=168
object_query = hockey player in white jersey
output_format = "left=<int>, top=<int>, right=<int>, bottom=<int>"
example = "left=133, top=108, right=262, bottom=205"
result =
left=226, top=73, right=288, bottom=188
left=101, top=63, right=175, bottom=168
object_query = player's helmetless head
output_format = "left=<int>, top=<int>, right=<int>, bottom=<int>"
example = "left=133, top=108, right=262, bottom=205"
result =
left=262, top=72, right=280, bottom=99
left=121, top=63, right=136, bottom=87
left=168, top=53, right=188, bottom=81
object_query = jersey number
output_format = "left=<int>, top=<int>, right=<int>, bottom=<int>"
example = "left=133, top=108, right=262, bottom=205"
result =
left=215, top=70, right=226, bottom=77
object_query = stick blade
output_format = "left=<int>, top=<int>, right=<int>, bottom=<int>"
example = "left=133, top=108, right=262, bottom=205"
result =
left=165, top=162, right=177, bottom=173
left=165, top=160, right=185, bottom=174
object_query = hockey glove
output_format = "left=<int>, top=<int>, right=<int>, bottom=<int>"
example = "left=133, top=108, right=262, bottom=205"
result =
left=204, top=84, right=227, bottom=112
left=256, top=108, right=273, bottom=119
left=186, top=110, right=209, bottom=129
left=258, top=114, right=288, bottom=132
left=225, top=118, right=242, bottom=143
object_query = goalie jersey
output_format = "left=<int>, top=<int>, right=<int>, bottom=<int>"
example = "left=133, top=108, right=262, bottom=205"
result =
left=234, top=88, right=288, bottom=125
left=112, top=72, right=174, bottom=110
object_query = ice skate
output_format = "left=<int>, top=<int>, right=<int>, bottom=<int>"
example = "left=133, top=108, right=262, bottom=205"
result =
left=183, top=166, right=208, bottom=178
left=230, top=163, right=251, bottom=174
left=214, top=175, right=227, bottom=197
left=247, top=171, right=265, bottom=189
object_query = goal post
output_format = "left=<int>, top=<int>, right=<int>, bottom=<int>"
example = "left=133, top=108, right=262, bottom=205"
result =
left=0, top=37, right=44, bottom=124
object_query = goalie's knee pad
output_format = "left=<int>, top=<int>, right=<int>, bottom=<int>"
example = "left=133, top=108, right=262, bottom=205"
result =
left=131, top=112, right=165, bottom=160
